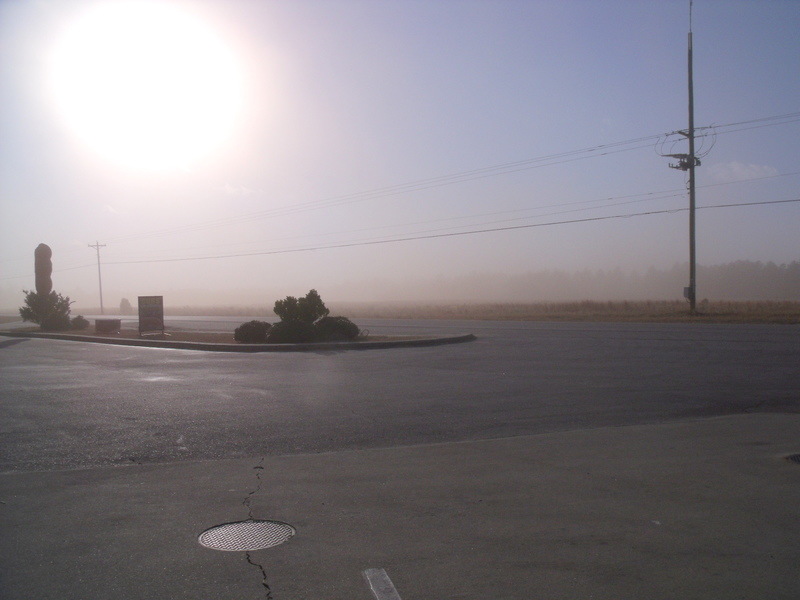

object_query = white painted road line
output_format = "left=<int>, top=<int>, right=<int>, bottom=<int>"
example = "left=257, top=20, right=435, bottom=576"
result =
left=363, top=568, right=403, bottom=600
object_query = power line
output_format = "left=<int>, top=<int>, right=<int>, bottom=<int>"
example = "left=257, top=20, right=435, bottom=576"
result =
left=107, top=190, right=689, bottom=259
left=1, top=193, right=796, bottom=282
left=98, top=198, right=799, bottom=266
left=1, top=112, right=796, bottom=268
left=103, top=112, right=800, bottom=246
left=700, top=198, right=799, bottom=210
left=0, top=262, right=97, bottom=281
left=695, top=111, right=800, bottom=133
left=1, top=113, right=797, bottom=278
left=105, top=140, right=660, bottom=245
left=79, top=169, right=800, bottom=262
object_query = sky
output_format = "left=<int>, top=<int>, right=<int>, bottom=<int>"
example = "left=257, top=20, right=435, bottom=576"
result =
left=1, top=0, right=798, bottom=309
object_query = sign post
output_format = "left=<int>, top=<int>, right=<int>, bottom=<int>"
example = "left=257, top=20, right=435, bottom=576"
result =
left=138, top=296, right=164, bottom=336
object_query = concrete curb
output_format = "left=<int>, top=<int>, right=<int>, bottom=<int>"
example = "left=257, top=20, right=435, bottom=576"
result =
left=0, top=330, right=477, bottom=352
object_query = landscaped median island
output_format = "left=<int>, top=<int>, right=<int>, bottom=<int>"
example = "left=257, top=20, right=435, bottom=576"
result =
left=233, top=290, right=362, bottom=344
left=4, top=295, right=796, bottom=351
left=4, top=287, right=477, bottom=351
left=0, top=327, right=477, bottom=352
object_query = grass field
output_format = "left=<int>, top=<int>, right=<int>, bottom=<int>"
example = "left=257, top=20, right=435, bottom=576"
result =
left=4, top=301, right=799, bottom=325
left=329, top=300, right=800, bottom=323
left=115, top=300, right=800, bottom=323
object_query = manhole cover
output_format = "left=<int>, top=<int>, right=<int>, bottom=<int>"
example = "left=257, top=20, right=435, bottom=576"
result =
left=786, top=454, right=800, bottom=465
left=198, top=520, right=295, bottom=551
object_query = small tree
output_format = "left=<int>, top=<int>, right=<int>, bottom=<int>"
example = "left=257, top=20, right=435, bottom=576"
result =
left=273, top=295, right=299, bottom=321
left=19, top=290, right=73, bottom=331
left=120, top=298, right=133, bottom=315
left=273, top=289, right=329, bottom=323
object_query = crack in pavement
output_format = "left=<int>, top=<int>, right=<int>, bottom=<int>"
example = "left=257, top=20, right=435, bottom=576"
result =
left=243, top=457, right=265, bottom=520
left=246, top=551, right=274, bottom=600
left=243, top=458, right=274, bottom=598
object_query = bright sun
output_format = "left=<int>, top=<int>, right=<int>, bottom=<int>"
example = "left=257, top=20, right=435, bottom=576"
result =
left=49, top=2, right=243, bottom=171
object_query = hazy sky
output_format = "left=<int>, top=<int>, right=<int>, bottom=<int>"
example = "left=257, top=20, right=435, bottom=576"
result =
left=1, top=0, right=798, bottom=308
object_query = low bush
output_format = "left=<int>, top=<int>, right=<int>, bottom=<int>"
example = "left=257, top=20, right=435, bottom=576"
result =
left=70, top=315, right=90, bottom=330
left=41, top=314, right=71, bottom=332
left=314, top=316, right=360, bottom=341
left=234, top=320, right=271, bottom=343
left=266, top=320, right=316, bottom=344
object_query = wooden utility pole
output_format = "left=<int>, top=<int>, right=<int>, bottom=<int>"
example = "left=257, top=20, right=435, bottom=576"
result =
left=88, top=241, right=106, bottom=314
left=686, top=17, right=697, bottom=313
left=667, top=2, right=700, bottom=313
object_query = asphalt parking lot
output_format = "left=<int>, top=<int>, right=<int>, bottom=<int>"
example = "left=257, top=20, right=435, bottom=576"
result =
left=1, top=319, right=798, bottom=598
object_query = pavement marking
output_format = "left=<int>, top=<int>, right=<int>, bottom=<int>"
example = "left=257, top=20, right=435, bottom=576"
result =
left=363, top=568, right=403, bottom=600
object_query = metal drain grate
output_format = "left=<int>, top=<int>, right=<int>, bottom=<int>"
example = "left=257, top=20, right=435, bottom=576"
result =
left=786, top=454, right=800, bottom=465
left=198, top=520, right=295, bottom=551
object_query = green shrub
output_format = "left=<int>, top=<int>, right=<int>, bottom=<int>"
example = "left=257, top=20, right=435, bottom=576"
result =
left=272, top=296, right=298, bottom=321
left=314, top=316, right=360, bottom=341
left=273, top=289, right=329, bottom=323
left=70, top=315, right=90, bottom=330
left=234, top=320, right=271, bottom=343
left=41, top=314, right=71, bottom=331
left=268, top=290, right=360, bottom=343
left=19, top=290, right=73, bottom=330
left=266, top=320, right=316, bottom=344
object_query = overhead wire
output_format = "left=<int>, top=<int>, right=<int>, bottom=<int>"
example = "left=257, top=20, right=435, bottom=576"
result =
left=2, top=112, right=797, bottom=278
left=104, top=139, right=661, bottom=244
left=76, top=169, right=800, bottom=262
left=2, top=168, right=796, bottom=281
left=89, top=187, right=690, bottom=262
left=105, top=112, right=800, bottom=245
left=3, top=113, right=797, bottom=256
left=695, top=111, right=800, bottom=132
left=93, top=198, right=799, bottom=266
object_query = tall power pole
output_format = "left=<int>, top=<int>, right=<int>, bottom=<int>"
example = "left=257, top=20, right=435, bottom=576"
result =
left=88, top=241, right=106, bottom=314
left=687, top=5, right=697, bottom=314
left=666, top=2, right=700, bottom=313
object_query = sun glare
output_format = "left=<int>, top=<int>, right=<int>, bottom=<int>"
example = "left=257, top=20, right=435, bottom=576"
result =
left=49, top=2, right=243, bottom=171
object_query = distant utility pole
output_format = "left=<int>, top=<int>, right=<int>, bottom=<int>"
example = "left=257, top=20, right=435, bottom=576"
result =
left=665, top=1, right=700, bottom=313
left=88, top=241, right=106, bottom=314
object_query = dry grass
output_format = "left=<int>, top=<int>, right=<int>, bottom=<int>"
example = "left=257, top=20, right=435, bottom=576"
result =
left=5, top=301, right=799, bottom=327
left=329, top=300, right=800, bottom=324
left=90, top=300, right=799, bottom=323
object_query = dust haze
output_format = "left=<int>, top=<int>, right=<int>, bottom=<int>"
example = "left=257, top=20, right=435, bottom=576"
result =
left=18, top=261, right=793, bottom=314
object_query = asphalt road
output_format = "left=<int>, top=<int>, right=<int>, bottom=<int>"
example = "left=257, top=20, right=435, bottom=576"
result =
left=1, top=318, right=798, bottom=473
left=1, top=318, right=799, bottom=600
